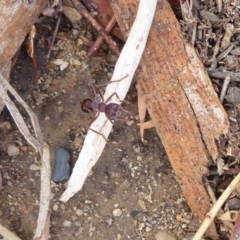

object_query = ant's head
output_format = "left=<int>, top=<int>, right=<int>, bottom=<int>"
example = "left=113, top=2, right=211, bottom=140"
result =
left=80, top=99, right=94, bottom=113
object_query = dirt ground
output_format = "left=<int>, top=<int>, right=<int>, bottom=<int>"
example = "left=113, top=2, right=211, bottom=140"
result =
left=0, top=16, right=197, bottom=240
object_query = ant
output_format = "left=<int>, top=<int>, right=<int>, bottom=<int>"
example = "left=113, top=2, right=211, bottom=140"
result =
left=80, top=79, right=133, bottom=140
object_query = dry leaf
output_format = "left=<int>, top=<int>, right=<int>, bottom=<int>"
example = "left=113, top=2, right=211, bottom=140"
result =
left=217, top=157, right=229, bottom=175
left=219, top=211, right=239, bottom=222
left=25, top=25, right=37, bottom=67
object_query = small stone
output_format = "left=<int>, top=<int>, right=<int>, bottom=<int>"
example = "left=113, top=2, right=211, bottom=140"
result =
left=106, top=218, right=113, bottom=225
left=176, top=214, right=182, bottom=222
left=10, top=207, right=16, bottom=212
left=7, top=181, right=13, bottom=187
left=71, top=215, right=78, bottom=221
left=77, top=39, right=83, bottom=45
left=53, top=59, right=64, bottom=65
left=45, top=115, right=50, bottom=121
left=133, top=145, right=140, bottom=153
left=145, top=227, right=151, bottom=232
left=7, top=144, right=20, bottom=156
left=114, top=203, right=119, bottom=208
left=76, top=209, right=83, bottom=216
left=155, top=231, right=177, bottom=240
left=113, top=208, right=122, bottom=217
left=29, top=164, right=39, bottom=171
left=60, top=203, right=66, bottom=210
left=72, top=29, right=78, bottom=35
left=60, top=61, right=69, bottom=71
left=181, top=224, right=187, bottom=228
left=52, top=147, right=71, bottom=182
left=53, top=204, right=58, bottom=211
left=138, top=199, right=147, bottom=211
left=73, top=59, right=81, bottom=66
left=63, top=220, right=72, bottom=227
left=0, top=121, right=11, bottom=130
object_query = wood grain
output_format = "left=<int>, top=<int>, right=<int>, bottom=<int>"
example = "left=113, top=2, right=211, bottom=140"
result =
left=0, top=0, right=47, bottom=72
left=110, top=0, right=229, bottom=238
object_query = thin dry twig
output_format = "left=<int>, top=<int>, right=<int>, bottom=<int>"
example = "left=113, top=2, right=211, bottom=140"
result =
left=46, top=12, right=62, bottom=59
left=193, top=172, right=240, bottom=240
left=71, top=0, right=121, bottom=56
left=60, top=0, right=157, bottom=202
left=203, top=176, right=234, bottom=231
left=220, top=75, right=231, bottom=102
left=191, top=21, right=198, bottom=46
left=137, top=84, right=148, bottom=141
left=208, top=70, right=240, bottom=81
left=216, top=42, right=235, bottom=62
left=87, top=15, right=117, bottom=58
left=216, top=0, right=222, bottom=13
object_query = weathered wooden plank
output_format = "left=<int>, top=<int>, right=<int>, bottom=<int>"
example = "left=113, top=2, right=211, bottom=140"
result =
left=110, top=0, right=229, bottom=238
left=0, top=0, right=47, bottom=72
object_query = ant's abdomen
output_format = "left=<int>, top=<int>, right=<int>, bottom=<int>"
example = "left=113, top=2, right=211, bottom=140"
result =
left=105, top=103, right=121, bottom=120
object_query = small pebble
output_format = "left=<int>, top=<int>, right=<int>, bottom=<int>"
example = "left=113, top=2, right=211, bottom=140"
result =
left=60, top=203, right=66, bottom=210
left=52, top=147, right=71, bottom=182
left=53, top=59, right=64, bottom=65
left=182, top=224, right=187, bottom=228
left=53, top=204, right=58, bottom=211
left=73, top=59, right=81, bottom=66
left=76, top=209, right=83, bottom=216
left=176, top=214, right=182, bottom=222
left=29, top=164, right=39, bottom=171
left=0, top=121, right=11, bottom=130
left=106, top=218, right=113, bottom=225
left=60, top=61, right=69, bottom=71
left=7, top=181, right=13, bottom=187
left=145, top=227, right=151, bottom=232
left=71, top=215, right=78, bottom=221
left=113, top=208, right=122, bottom=217
left=155, top=231, right=177, bottom=240
left=77, top=39, right=83, bottom=45
left=63, top=220, right=72, bottom=227
left=133, top=145, right=140, bottom=153
left=72, top=29, right=78, bottom=35
left=7, top=144, right=20, bottom=156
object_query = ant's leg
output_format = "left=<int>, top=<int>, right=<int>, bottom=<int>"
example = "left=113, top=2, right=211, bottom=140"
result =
left=88, top=112, right=100, bottom=126
left=89, top=128, right=108, bottom=142
left=94, top=74, right=129, bottom=87
left=105, top=92, right=120, bottom=104
left=110, top=74, right=129, bottom=83
left=115, top=117, right=131, bottom=122
left=121, top=107, right=134, bottom=118
left=90, top=83, right=104, bottom=102
left=90, top=82, right=98, bottom=96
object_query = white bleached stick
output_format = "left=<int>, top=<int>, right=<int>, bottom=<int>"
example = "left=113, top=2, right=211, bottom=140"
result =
left=60, top=0, right=157, bottom=202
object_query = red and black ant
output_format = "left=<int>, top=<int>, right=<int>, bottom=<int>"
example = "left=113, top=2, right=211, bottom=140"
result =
left=80, top=81, right=133, bottom=140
